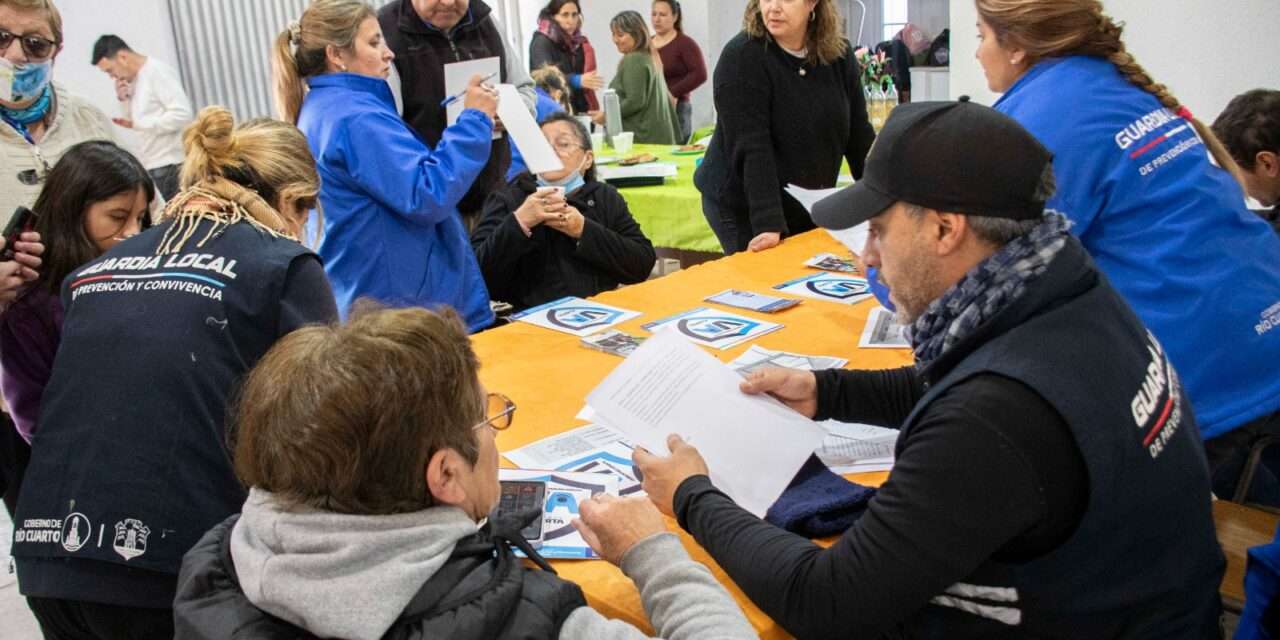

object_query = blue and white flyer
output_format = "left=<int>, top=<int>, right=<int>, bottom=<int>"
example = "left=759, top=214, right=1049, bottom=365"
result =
left=497, top=468, right=620, bottom=560
left=773, top=272, right=873, bottom=306
left=641, top=307, right=783, bottom=350
left=510, top=296, right=641, bottom=337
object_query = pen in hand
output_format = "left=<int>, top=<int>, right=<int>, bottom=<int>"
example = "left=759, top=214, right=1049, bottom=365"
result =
left=440, top=71, right=499, bottom=108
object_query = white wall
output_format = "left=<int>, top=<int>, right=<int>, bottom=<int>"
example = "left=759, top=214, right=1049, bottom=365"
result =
left=949, top=0, right=1280, bottom=121
left=51, top=0, right=180, bottom=155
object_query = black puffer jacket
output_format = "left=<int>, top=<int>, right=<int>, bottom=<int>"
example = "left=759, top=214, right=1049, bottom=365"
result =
left=471, top=174, right=657, bottom=311
left=173, top=515, right=587, bottom=640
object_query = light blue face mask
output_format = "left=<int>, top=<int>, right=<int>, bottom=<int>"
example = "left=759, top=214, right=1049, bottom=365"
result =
left=536, top=154, right=589, bottom=194
left=0, top=57, right=53, bottom=104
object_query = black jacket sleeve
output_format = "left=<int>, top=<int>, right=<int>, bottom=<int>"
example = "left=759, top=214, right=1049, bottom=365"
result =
left=673, top=374, right=1085, bottom=640
left=277, top=255, right=338, bottom=336
left=842, top=52, right=876, bottom=180
left=712, top=41, right=787, bottom=236
left=814, top=366, right=923, bottom=426
left=471, top=187, right=539, bottom=303
left=529, top=33, right=567, bottom=77
left=572, top=186, right=656, bottom=285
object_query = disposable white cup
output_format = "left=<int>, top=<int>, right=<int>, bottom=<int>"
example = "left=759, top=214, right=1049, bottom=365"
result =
left=613, top=132, right=634, bottom=154
left=590, top=131, right=605, bottom=151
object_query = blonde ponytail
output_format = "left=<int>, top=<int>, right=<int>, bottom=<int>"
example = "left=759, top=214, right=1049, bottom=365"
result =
left=272, top=27, right=306, bottom=124
left=976, top=0, right=1246, bottom=186
left=272, top=0, right=375, bottom=124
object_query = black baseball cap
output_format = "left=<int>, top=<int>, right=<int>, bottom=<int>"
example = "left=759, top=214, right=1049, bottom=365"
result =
left=812, top=98, right=1054, bottom=230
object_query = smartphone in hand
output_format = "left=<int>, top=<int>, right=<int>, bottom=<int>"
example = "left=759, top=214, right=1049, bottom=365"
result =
left=1, top=207, right=37, bottom=261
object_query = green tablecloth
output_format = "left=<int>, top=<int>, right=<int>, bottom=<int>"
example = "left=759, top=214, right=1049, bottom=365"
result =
left=603, top=143, right=721, bottom=253
left=603, top=143, right=853, bottom=254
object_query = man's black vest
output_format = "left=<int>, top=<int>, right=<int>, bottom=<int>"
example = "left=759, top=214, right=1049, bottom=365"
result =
left=902, top=237, right=1223, bottom=638
left=13, top=220, right=315, bottom=577
left=379, top=0, right=509, bottom=214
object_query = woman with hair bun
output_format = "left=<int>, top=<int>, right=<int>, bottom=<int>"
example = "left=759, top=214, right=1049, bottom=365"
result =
left=976, top=0, right=1280, bottom=503
left=11, top=106, right=337, bottom=637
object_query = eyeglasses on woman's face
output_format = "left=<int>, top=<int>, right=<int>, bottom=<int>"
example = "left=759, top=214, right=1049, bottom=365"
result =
left=473, top=392, right=516, bottom=432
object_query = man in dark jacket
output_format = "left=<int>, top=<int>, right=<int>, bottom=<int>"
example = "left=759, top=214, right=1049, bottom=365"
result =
left=629, top=101, right=1226, bottom=638
left=1213, top=89, right=1280, bottom=234
left=172, top=307, right=755, bottom=640
left=472, top=113, right=656, bottom=311
left=378, top=0, right=538, bottom=224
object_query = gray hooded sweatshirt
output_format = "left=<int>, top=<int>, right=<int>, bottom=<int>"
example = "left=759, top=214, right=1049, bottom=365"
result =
left=231, top=488, right=757, bottom=640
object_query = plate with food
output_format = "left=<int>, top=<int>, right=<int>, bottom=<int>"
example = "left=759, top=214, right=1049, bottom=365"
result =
left=618, top=153, right=659, bottom=166
left=595, top=156, right=619, bottom=165
left=671, top=144, right=706, bottom=156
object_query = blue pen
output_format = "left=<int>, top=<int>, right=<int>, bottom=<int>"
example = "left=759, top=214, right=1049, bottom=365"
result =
left=440, top=71, right=498, bottom=108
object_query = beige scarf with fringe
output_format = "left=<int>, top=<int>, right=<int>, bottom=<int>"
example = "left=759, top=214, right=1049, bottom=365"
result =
left=157, top=177, right=294, bottom=255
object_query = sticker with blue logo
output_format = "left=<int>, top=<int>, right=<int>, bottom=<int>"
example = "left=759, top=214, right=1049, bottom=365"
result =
left=511, top=296, right=642, bottom=336
left=641, top=307, right=783, bottom=350
left=773, top=273, right=872, bottom=306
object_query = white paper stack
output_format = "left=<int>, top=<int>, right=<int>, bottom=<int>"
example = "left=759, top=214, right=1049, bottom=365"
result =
left=583, top=330, right=826, bottom=517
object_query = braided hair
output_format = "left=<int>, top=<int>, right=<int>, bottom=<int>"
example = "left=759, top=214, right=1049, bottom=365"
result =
left=975, top=0, right=1244, bottom=186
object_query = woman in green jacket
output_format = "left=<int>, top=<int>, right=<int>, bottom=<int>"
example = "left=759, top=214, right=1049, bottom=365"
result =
left=594, top=10, right=680, bottom=145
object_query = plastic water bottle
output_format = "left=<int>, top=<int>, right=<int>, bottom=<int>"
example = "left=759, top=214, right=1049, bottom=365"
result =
left=603, top=89, right=623, bottom=142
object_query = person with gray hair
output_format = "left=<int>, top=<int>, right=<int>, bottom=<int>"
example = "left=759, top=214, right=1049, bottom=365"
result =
left=174, top=305, right=754, bottom=640
left=588, top=10, right=679, bottom=144
left=629, top=100, right=1223, bottom=638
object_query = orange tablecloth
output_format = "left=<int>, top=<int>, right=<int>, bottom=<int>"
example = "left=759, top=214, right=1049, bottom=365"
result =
left=471, top=229, right=913, bottom=639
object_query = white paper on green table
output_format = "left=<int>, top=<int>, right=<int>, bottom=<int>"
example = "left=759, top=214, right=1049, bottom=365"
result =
left=585, top=329, right=826, bottom=517
left=443, top=57, right=500, bottom=126
left=596, top=163, right=679, bottom=181
left=495, top=83, right=563, bottom=175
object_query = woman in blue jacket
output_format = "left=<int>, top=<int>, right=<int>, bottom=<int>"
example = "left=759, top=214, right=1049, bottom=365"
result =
left=975, top=0, right=1280, bottom=503
left=273, top=0, right=498, bottom=330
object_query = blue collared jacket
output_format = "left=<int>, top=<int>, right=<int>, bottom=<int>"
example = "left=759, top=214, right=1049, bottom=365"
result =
left=995, top=56, right=1280, bottom=438
left=299, top=72, right=495, bottom=330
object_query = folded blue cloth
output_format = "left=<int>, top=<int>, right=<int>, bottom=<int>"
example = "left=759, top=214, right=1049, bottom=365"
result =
left=765, top=455, right=877, bottom=537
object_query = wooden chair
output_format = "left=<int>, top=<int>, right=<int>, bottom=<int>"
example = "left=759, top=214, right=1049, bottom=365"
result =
left=1213, top=499, right=1280, bottom=612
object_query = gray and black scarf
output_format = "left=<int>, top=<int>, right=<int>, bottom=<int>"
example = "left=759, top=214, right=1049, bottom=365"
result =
left=907, top=213, right=1071, bottom=366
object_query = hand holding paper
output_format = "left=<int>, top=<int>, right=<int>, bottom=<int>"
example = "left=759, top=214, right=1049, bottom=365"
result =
left=585, top=330, right=826, bottom=517
left=632, top=434, right=710, bottom=517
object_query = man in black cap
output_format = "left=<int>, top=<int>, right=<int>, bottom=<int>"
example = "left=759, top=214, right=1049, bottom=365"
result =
left=628, top=100, right=1225, bottom=638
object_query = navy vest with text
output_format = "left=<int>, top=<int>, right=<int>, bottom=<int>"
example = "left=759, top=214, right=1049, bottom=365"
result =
left=13, top=219, right=316, bottom=576
left=901, top=237, right=1223, bottom=638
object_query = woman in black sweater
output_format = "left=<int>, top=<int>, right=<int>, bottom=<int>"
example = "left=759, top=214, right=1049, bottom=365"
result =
left=472, top=113, right=656, bottom=311
left=695, top=0, right=875, bottom=254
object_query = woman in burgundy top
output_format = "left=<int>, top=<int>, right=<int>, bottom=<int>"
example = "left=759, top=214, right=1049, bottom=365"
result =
left=651, top=0, right=707, bottom=143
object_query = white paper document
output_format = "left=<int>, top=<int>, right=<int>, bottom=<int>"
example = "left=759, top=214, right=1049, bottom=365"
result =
left=728, top=345, right=848, bottom=376
left=785, top=183, right=870, bottom=256
left=495, top=84, right=563, bottom=174
left=503, top=423, right=644, bottom=496
left=817, top=421, right=897, bottom=473
left=443, top=57, right=500, bottom=126
left=596, top=162, right=679, bottom=181
left=585, top=330, right=826, bottom=517
left=785, top=184, right=842, bottom=214
left=510, top=296, right=640, bottom=337
left=859, top=306, right=910, bottom=349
